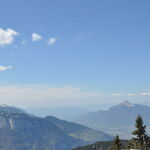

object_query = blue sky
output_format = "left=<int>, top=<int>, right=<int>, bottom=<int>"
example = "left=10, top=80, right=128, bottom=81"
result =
left=0, top=0, right=150, bottom=108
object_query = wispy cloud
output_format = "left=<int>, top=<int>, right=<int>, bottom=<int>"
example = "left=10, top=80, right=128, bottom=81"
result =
left=111, top=93, right=122, bottom=97
left=0, top=85, right=105, bottom=107
left=128, top=93, right=136, bottom=96
left=0, top=84, right=150, bottom=107
left=141, top=92, right=150, bottom=96
left=32, top=33, right=42, bottom=41
left=47, top=37, right=57, bottom=45
left=0, top=28, right=19, bottom=46
left=0, top=66, right=12, bottom=72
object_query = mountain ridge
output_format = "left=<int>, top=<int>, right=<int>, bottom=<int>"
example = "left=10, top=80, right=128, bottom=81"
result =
left=45, top=116, right=113, bottom=143
left=74, top=101, right=150, bottom=139
left=0, top=105, right=113, bottom=150
left=0, top=104, right=27, bottom=114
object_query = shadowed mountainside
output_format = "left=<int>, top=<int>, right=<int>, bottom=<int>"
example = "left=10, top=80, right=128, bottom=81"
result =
left=0, top=105, right=112, bottom=150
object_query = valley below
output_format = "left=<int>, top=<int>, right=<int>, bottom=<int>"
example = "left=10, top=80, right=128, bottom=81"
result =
left=0, top=101, right=149, bottom=149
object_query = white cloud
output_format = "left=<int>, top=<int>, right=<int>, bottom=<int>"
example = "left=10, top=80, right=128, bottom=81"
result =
left=111, top=93, right=122, bottom=97
left=0, top=66, right=12, bottom=72
left=0, top=28, right=19, bottom=46
left=141, top=92, right=150, bottom=96
left=0, top=84, right=150, bottom=108
left=0, top=85, right=104, bottom=107
left=32, top=33, right=42, bottom=41
left=128, top=93, right=136, bottom=96
left=47, top=37, right=57, bottom=45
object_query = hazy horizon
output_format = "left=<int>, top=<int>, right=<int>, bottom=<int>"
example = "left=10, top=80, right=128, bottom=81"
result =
left=0, top=1, right=150, bottom=149
left=0, top=0, right=150, bottom=109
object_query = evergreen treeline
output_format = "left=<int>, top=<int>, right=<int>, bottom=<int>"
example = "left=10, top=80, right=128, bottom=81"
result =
left=73, top=115, right=150, bottom=150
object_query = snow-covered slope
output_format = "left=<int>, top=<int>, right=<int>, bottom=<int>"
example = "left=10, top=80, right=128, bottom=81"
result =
left=0, top=104, right=27, bottom=113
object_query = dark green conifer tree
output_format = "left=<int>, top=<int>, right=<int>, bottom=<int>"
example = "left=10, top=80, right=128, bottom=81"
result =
left=128, top=115, right=149, bottom=149
left=111, top=135, right=121, bottom=150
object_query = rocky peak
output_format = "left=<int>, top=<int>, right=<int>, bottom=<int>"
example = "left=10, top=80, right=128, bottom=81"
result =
left=120, top=100, right=135, bottom=107
left=0, top=104, right=27, bottom=114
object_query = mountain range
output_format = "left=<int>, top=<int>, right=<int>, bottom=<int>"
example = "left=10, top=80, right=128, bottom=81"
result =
left=0, top=101, right=149, bottom=149
left=0, top=105, right=112, bottom=150
left=74, top=101, right=150, bottom=139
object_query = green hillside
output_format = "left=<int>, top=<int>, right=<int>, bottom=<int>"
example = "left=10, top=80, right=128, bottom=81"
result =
left=45, top=116, right=113, bottom=143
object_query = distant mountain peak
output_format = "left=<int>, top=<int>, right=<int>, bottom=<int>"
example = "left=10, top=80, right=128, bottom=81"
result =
left=0, top=104, right=9, bottom=107
left=108, top=100, right=135, bottom=111
left=120, top=100, right=135, bottom=107
left=0, top=104, right=27, bottom=114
